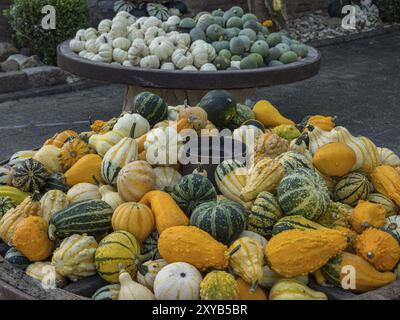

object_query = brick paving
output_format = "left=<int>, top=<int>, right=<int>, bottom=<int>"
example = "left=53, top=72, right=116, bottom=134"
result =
left=0, top=31, right=399, bottom=161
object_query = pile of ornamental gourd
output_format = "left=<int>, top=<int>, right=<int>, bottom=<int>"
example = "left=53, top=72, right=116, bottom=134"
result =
left=0, top=89, right=400, bottom=300
left=69, top=6, right=309, bottom=71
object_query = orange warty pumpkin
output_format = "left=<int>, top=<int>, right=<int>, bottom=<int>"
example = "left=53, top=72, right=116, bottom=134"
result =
left=44, top=130, right=79, bottom=148
left=59, top=139, right=92, bottom=171
left=350, top=200, right=386, bottom=233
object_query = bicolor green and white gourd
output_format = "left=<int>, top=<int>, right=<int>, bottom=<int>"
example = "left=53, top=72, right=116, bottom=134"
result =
left=190, top=199, right=247, bottom=245
left=277, top=168, right=330, bottom=221
left=8, top=150, right=37, bottom=167
left=137, top=259, right=168, bottom=290
left=0, top=166, right=11, bottom=185
left=271, top=215, right=327, bottom=236
left=277, top=151, right=313, bottom=174
left=171, top=173, right=217, bottom=216
left=113, top=113, right=150, bottom=138
left=52, top=234, right=98, bottom=281
left=142, top=231, right=161, bottom=259
left=153, top=167, right=182, bottom=192
left=48, top=199, right=113, bottom=241
left=247, top=191, right=283, bottom=237
left=44, top=173, right=69, bottom=193
left=67, top=183, right=101, bottom=203
left=334, top=172, right=371, bottom=206
left=383, top=215, right=400, bottom=243
left=11, top=158, right=49, bottom=192
left=40, top=190, right=69, bottom=224
left=4, top=247, right=30, bottom=270
left=0, top=196, right=16, bottom=218
left=26, top=262, right=66, bottom=288
left=367, top=193, right=398, bottom=216
left=92, top=284, right=121, bottom=300
left=147, top=3, right=170, bottom=21
left=131, top=92, right=168, bottom=126
left=227, top=103, right=255, bottom=129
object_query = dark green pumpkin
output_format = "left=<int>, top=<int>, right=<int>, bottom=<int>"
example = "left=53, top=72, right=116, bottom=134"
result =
left=179, top=18, right=196, bottom=30
left=230, top=6, right=244, bottom=17
left=229, top=37, right=246, bottom=55
left=212, top=9, right=224, bottom=17
left=251, top=40, right=270, bottom=58
left=190, top=27, right=206, bottom=42
left=199, top=90, right=237, bottom=127
left=206, top=24, right=224, bottom=42
left=239, top=28, right=257, bottom=42
left=272, top=215, right=325, bottom=236
left=171, top=173, right=217, bottom=216
left=265, top=47, right=282, bottom=63
left=4, top=247, right=30, bottom=270
left=44, top=173, right=69, bottom=193
left=226, top=16, right=243, bottom=29
left=0, top=196, right=16, bottom=218
left=227, top=104, right=255, bottom=129
left=266, top=33, right=282, bottom=47
left=224, top=28, right=240, bottom=40
left=142, top=231, right=161, bottom=259
left=243, top=20, right=260, bottom=32
left=212, top=41, right=230, bottom=54
left=213, top=55, right=230, bottom=70
left=241, top=13, right=258, bottom=24
left=11, top=158, right=49, bottom=192
left=247, top=192, right=283, bottom=237
left=92, top=284, right=120, bottom=300
left=131, top=92, right=168, bottom=126
left=190, top=199, right=247, bottom=245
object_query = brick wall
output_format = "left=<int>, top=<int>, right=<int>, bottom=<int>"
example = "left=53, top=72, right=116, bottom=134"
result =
left=0, top=0, right=12, bottom=41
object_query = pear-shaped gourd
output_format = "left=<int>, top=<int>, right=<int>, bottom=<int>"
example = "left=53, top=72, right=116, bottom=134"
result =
left=89, top=129, right=125, bottom=157
left=118, top=268, right=156, bottom=300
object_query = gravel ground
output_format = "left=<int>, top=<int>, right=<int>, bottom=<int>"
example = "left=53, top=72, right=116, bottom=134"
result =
left=0, top=31, right=399, bottom=160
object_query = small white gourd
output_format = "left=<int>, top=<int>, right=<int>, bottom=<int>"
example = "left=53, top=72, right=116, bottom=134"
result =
left=67, top=182, right=101, bottom=203
left=98, top=43, right=113, bottom=63
left=113, top=48, right=128, bottom=63
left=172, top=48, right=193, bottom=69
left=112, top=37, right=131, bottom=51
left=69, top=38, right=85, bottom=53
left=140, top=55, right=160, bottom=69
left=128, top=38, right=150, bottom=65
left=142, top=16, right=162, bottom=31
left=161, top=62, right=175, bottom=70
left=84, top=27, right=98, bottom=40
left=109, top=21, right=128, bottom=39
left=127, top=28, right=144, bottom=42
left=200, top=63, right=217, bottom=71
left=144, top=26, right=166, bottom=45
left=118, top=269, right=155, bottom=300
left=98, top=19, right=112, bottom=33
left=113, top=113, right=150, bottom=137
left=85, top=39, right=98, bottom=53
left=182, top=65, right=198, bottom=71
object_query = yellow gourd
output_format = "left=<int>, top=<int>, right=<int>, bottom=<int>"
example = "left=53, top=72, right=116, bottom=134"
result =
left=139, top=190, right=188, bottom=234
left=355, top=228, right=400, bottom=272
left=307, top=115, right=335, bottom=131
left=312, top=143, right=356, bottom=177
left=12, top=216, right=53, bottom=261
left=269, top=279, right=327, bottom=300
left=371, top=165, right=400, bottom=206
left=157, top=226, right=230, bottom=271
left=253, top=100, right=295, bottom=127
left=350, top=200, right=386, bottom=233
left=118, top=268, right=155, bottom=300
left=33, top=145, right=62, bottom=173
left=265, top=229, right=348, bottom=278
left=236, top=278, right=268, bottom=300
left=64, top=154, right=104, bottom=187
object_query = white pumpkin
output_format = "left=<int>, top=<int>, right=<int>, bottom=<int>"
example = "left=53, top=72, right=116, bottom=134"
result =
left=75, top=29, right=86, bottom=39
left=84, top=27, right=98, bottom=40
left=149, top=37, right=174, bottom=61
left=161, top=62, right=175, bottom=70
left=153, top=262, right=202, bottom=300
left=137, top=259, right=168, bottom=290
left=84, top=52, right=96, bottom=60
left=231, top=60, right=241, bottom=69
left=112, top=16, right=129, bottom=27
left=98, top=43, right=113, bottom=63
left=168, top=32, right=190, bottom=49
left=40, top=190, right=69, bottom=224
left=112, top=37, right=131, bottom=51
left=172, top=48, right=193, bottom=69
left=190, top=42, right=209, bottom=68
left=122, top=60, right=133, bottom=67
left=166, top=15, right=181, bottom=27
left=85, top=38, right=98, bottom=53
left=127, top=28, right=145, bottom=42
left=182, top=65, right=198, bottom=71
left=98, top=19, right=112, bottom=33
left=142, top=16, right=162, bottom=31
left=140, top=55, right=160, bottom=69
left=67, top=183, right=101, bottom=203
left=95, top=34, right=109, bottom=48
left=99, top=185, right=124, bottom=210
left=118, top=269, right=155, bottom=300
left=378, top=147, right=400, bottom=167
left=114, top=113, right=150, bottom=138
left=113, top=48, right=128, bottom=63
left=109, top=21, right=128, bottom=39
left=128, top=39, right=150, bottom=65
left=144, top=26, right=166, bottom=45
left=69, top=38, right=85, bottom=53
left=153, top=166, right=182, bottom=191
left=89, top=130, right=125, bottom=157
left=200, top=63, right=217, bottom=71
left=78, top=50, right=88, bottom=58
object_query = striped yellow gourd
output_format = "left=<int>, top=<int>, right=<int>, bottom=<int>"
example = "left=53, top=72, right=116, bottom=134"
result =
left=112, top=202, right=155, bottom=243
left=89, top=130, right=125, bottom=157
left=26, top=262, right=66, bottom=288
left=40, top=190, right=69, bottom=223
left=215, top=160, right=248, bottom=204
left=377, top=147, right=400, bottom=167
left=95, top=230, right=141, bottom=283
left=67, top=182, right=101, bottom=203
left=307, top=126, right=336, bottom=155
left=52, top=234, right=98, bottom=281
left=359, top=137, right=379, bottom=172
left=117, top=161, right=155, bottom=202
left=101, top=130, right=138, bottom=186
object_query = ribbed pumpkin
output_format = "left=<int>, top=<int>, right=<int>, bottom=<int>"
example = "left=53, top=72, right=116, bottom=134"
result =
left=137, top=259, right=168, bottom=290
left=171, top=173, right=217, bottom=216
left=59, top=138, right=92, bottom=171
left=277, top=168, right=330, bottom=221
left=52, top=234, right=98, bottom=281
left=248, top=191, right=283, bottom=237
left=367, top=193, right=398, bottom=216
left=33, top=145, right=62, bottom=174
left=0, top=196, right=16, bottom=218
left=334, top=172, right=371, bottom=206
left=350, top=200, right=386, bottom=233
left=153, top=262, right=203, bottom=300
left=95, top=230, right=142, bottom=283
left=44, top=173, right=69, bottom=193
left=67, top=182, right=101, bottom=203
left=112, top=202, right=155, bottom=243
left=101, top=125, right=138, bottom=185
left=117, top=161, right=155, bottom=202
left=92, top=284, right=120, bottom=300
left=190, top=199, right=247, bottom=245
left=131, top=92, right=168, bottom=126
left=64, top=154, right=103, bottom=187
left=11, top=158, right=49, bottom=192
left=200, top=271, right=239, bottom=300
left=355, top=228, right=400, bottom=271
left=214, top=159, right=247, bottom=204
left=45, top=130, right=79, bottom=148
left=12, top=216, right=53, bottom=262
left=272, top=215, right=328, bottom=236
left=153, top=166, right=182, bottom=192
left=26, top=262, right=66, bottom=288
left=0, top=193, right=41, bottom=243
left=40, top=190, right=69, bottom=223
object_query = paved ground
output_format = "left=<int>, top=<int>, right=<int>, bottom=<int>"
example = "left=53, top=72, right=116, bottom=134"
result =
left=0, top=31, right=399, bottom=161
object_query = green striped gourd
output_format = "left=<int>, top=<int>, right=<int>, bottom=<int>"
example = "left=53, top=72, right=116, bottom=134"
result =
left=147, top=3, right=170, bottom=21
left=277, top=168, right=330, bottom=221
left=44, top=173, right=69, bottom=193
left=277, top=151, right=313, bottom=174
left=26, top=262, right=66, bottom=288
left=4, top=247, right=30, bottom=270
left=137, top=259, right=168, bottom=290
left=40, top=190, right=69, bottom=224
left=153, top=167, right=182, bottom=192
left=334, top=172, right=371, bottom=206
left=101, top=124, right=138, bottom=185
left=9, top=150, right=37, bottom=167
left=227, top=103, right=255, bottom=129
left=0, top=197, right=16, bottom=218
left=52, top=234, right=98, bottom=281
left=384, top=215, right=400, bottom=243
left=214, top=160, right=247, bottom=204
left=190, top=199, right=247, bottom=245
left=171, top=173, right=217, bottom=216
left=272, top=215, right=328, bottom=236
left=48, top=199, right=113, bottom=241
left=89, top=130, right=125, bottom=157
left=95, top=230, right=142, bottom=283
left=11, top=158, right=49, bottom=192
left=92, top=284, right=121, bottom=300
left=247, top=191, right=283, bottom=237
left=367, top=193, right=398, bottom=216
left=200, top=271, right=239, bottom=300
left=142, top=231, right=161, bottom=259
left=0, top=166, right=11, bottom=185
left=316, top=201, right=353, bottom=228
left=67, top=183, right=101, bottom=203
left=131, top=92, right=168, bottom=126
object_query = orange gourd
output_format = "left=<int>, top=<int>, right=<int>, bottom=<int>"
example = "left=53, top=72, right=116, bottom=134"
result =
left=350, top=200, right=386, bottom=233
left=307, top=115, right=335, bottom=131
left=236, top=278, right=268, bottom=300
left=44, top=130, right=79, bottom=148
left=371, top=165, right=400, bottom=206
left=64, top=154, right=104, bottom=187
left=59, top=138, right=92, bottom=171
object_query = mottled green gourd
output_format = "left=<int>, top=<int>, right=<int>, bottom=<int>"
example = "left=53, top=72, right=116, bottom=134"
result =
left=4, top=247, right=30, bottom=270
left=92, top=284, right=121, bottom=300
left=131, top=92, right=168, bottom=126
left=142, top=231, right=161, bottom=259
left=334, top=172, right=371, bottom=206
left=272, top=215, right=328, bottom=236
left=0, top=197, right=16, bottom=218
left=200, top=271, right=239, bottom=300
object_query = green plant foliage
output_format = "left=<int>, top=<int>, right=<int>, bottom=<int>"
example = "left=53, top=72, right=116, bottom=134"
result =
left=3, top=0, right=90, bottom=65
left=379, top=0, right=400, bottom=22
